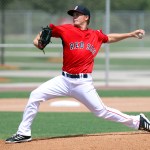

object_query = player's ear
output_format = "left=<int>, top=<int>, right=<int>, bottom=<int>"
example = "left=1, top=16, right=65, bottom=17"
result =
left=85, top=15, right=90, bottom=24
left=85, top=15, right=89, bottom=21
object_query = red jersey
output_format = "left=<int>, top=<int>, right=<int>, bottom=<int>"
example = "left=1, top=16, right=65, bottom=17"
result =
left=49, top=24, right=108, bottom=74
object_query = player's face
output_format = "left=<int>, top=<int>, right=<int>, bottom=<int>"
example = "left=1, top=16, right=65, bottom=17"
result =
left=73, top=12, right=89, bottom=27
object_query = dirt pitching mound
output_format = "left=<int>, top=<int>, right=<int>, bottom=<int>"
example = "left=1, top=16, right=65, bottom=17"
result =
left=0, top=97, right=150, bottom=150
left=0, top=132, right=150, bottom=150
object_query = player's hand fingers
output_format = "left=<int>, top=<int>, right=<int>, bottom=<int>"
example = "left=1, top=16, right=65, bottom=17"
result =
left=134, top=29, right=145, bottom=39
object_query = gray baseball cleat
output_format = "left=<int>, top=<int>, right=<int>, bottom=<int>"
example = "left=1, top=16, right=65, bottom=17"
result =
left=139, top=113, right=150, bottom=132
left=5, top=134, right=32, bottom=143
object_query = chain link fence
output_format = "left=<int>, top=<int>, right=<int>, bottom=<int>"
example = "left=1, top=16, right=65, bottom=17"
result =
left=0, top=10, right=150, bottom=43
left=0, top=1, right=150, bottom=88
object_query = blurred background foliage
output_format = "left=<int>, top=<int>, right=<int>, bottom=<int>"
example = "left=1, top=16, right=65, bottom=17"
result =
left=1, top=0, right=150, bottom=12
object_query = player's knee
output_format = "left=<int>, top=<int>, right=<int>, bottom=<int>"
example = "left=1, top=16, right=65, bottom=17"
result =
left=29, top=89, right=42, bottom=100
left=29, top=88, right=49, bottom=102
left=30, top=89, right=36, bottom=98
left=93, top=106, right=108, bottom=118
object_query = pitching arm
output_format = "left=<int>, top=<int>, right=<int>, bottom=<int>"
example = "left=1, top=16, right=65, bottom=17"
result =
left=107, top=29, right=145, bottom=43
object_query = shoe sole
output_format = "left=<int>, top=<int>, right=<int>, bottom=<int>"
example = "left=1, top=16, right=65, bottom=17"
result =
left=5, top=138, right=32, bottom=144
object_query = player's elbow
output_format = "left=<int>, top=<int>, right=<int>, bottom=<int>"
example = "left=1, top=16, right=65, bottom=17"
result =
left=107, top=35, right=116, bottom=43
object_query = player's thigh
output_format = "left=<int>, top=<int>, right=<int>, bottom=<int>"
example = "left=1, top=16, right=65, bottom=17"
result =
left=30, top=75, right=69, bottom=101
left=72, top=83, right=105, bottom=112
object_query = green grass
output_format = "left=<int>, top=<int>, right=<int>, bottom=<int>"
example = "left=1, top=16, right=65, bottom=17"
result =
left=0, top=89, right=150, bottom=98
left=1, top=77, right=50, bottom=83
left=94, top=58, right=150, bottom=70
left=5, top=45, right=62, bottom=53
left=4, top=57, right=149, bottom=70
left=1, top=76, right=131, bottom=83
left=110, top=58, right=150, bottom=66
left=20, top=67, right=61, bottom=70
left=0, top=91, right=31, bottom=98
left=98, top=89, right=150, bottom=97
left=1, top=112, right=149, bottom=140
left=5, top=56, right=48, bottom=63
left=109, top=38, right=150, bottom=49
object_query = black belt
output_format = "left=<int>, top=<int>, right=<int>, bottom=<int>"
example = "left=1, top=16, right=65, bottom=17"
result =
left=62, top=72, right=88, bottom=78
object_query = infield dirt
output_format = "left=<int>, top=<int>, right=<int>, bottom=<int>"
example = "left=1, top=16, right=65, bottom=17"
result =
left=0, top=97, right=150, bottom=150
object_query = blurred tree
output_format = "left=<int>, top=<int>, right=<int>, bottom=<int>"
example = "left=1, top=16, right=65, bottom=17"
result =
left=1, top=0, right=150, bottom=12
left=111, top=0, right=150, bottom=10
left=30, top=0, right=71, bottom=13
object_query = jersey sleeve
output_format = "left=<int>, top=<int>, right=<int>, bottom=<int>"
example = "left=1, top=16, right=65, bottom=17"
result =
left=49, top=24, right=64, bottom=38
left=97, top=30, right=108, bottom=43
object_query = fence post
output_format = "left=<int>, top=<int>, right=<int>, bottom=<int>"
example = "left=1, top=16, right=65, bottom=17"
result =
left=0, top=0, right=5, bottom=65
left=105, top=0, right=110, bottom=86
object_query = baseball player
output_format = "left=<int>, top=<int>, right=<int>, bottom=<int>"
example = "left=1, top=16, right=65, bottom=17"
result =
left=6, top=5, right=150, bottom=143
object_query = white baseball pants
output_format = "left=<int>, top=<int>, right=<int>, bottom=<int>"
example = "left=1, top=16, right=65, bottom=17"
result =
left=17, top=74, right=140, bottom=136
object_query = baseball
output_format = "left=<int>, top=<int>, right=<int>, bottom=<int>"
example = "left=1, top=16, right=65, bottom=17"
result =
left=138, top=33, right=144, bottom=39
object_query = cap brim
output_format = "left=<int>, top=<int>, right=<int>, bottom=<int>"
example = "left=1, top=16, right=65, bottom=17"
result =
left=67, top=10, right=84, bottom=16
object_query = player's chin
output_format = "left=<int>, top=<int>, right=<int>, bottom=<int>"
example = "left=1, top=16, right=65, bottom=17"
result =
left=73, top=20, right=80, bottom=26
left=73, top=22, right=80, bottom=28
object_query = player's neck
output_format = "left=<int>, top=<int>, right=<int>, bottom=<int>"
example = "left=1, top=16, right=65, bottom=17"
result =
left=74, top=23, right=88, bottom=30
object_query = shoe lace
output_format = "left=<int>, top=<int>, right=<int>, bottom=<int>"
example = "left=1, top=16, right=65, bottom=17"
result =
left=12, top=134, right=21, bottom=139
left=12, top=134, right=17, bottom=138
